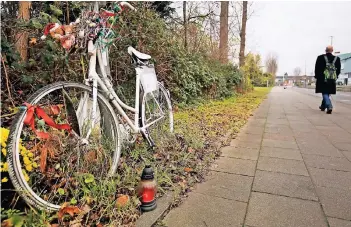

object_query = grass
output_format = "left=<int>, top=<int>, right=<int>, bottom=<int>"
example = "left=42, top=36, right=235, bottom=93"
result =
left=1, top=87, right=271, bottom=226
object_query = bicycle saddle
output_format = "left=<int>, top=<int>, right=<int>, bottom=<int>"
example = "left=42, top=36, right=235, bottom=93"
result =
left=127, top=46, right=151, bottom=60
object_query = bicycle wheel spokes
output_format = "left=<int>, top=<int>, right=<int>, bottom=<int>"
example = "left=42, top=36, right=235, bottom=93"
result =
left=142, top=84, right=173, bottom=147
left=11, top=83, right=120, bottom=209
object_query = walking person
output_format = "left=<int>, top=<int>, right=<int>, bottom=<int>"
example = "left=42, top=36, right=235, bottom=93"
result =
left=314, top=45, right=341, bottom=114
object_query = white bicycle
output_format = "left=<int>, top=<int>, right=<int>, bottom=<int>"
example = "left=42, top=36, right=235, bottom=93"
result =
left=6, top=2, right=173, bottom=211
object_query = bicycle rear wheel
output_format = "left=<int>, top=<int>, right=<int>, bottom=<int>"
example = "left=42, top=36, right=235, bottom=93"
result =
left=141, top=82, right=173, bottom=147
left=7, top=82, right=121, bottom=211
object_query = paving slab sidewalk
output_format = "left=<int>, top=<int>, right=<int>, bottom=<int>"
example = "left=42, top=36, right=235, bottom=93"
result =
left=163, top=87, right=351, bottom=227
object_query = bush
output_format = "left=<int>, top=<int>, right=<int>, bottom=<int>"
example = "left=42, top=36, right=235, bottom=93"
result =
left=1, top=2, right=242, bottom=113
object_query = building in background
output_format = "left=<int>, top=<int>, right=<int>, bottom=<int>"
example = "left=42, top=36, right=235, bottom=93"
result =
left=337, top=53, right=351, bottom=85
left=275, top=75, right=315, bottom=86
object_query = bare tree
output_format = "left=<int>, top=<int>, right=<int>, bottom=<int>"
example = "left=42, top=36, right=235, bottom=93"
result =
left=16, top=1, right=31, bottom=62
left=265, top=53, right=278, bottom=77
left=294, top=67, right=302, bottom=76
left=239, top=1, right=247, bottom=67
left=219, top=1, right=229, bottom=63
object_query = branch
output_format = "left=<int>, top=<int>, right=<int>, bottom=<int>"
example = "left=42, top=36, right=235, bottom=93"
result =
left=188, top=12, right=212, bottom=21
left=1, top=54, right=15, bottom=107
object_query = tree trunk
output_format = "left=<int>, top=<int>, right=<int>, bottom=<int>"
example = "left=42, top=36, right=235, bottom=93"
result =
left=16, top=1, right=31, bottom=62
left=66, top=1, right=70, bottom=24
left=239, top=1, right=248, bottom=67
left=219, top=1, right=229, bottom=63
left=183, top=1, right=187, bottom=49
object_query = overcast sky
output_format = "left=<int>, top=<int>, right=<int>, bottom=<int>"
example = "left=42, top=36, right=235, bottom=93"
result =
left=246, top=1, right=351, bottom=76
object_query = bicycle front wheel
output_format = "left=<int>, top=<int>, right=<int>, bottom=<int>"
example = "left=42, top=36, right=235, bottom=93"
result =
left=7, top=82, right=121, bottom=211
left=141, top=82, right=174, bottom=147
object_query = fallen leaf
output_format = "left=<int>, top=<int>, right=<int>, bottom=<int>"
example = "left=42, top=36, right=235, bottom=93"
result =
left=184, top=167, right=193, bottom=173
left=1, top=215, right=24, bottom=227
left=187, top=147, right=194, bottom=153
left=116, top=194, right=129, bottom=208
left=51, top=224, right=59, bottom=227
left=84, top=151, right=97, bottom=163
left=29, top=37, right=37, bottom=45
left=50, top=105, right=61, bottom=115
left=40, top=146, right=48, bottom=173
left=58, top=206, right=81, bottom=220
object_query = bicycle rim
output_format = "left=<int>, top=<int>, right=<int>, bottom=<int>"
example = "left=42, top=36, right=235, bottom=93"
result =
left=7, top=82, right=121, bottom=211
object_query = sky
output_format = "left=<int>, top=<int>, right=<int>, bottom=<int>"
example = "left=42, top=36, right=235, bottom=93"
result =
left=246, top=1, right=351, bottom=76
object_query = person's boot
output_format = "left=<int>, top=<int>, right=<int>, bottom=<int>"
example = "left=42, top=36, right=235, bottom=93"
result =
left=326, top=108, right=332, bottom=114
left=319, top=106, right=326, bottom=111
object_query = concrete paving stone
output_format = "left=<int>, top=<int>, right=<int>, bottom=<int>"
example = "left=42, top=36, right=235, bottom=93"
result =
left=302, top=154, right=351, bottom=172
left=328, top=217, right=351, bottom=227
left=247, top=119, right=266, bottom=127
left=308, top=119, right=335, bottom=126
left=236, top=131, right=263, bottom=139
left=164, top=192, right=247, bottom=227
left=298, top=144, right=344, bottom=157
left=261, top=139, right=299, bottom=149
left=245, top=192, right=328, bottom=227
left=324, top=134, right=351, bottom=143
left=263, top=133, right=296, bottom=141
left=333, top=142, right=351, bottom=151
left=343, top=151, right=351, bottom=162
left=210, top=157, right=256, bottom=176
left=242, top=126, right=265, bottom=135
left=253, top=170, right=318, bottom=201
left=315, top=126, right=348, bottom=133
left=264, top=128, right=294, bottom=135
left=260, top=147, right=303, bottom=160
left=230, top=140, right=261, bottom=149
left=233, top=134, right=262, bottom=143
left=287, top=119, right=311, bottom=124
left=309, top=167, right=351, bottom=190
left=257, top=156, right=309, bottom=176
left=266, top=119, right=289, bottom=125
left=220, top=146, right=259, bottom=161
left=196, top=171, right=253, bottom=202
left=293, top=131, right=321, bottom=139
left=291, top=126, right=318, bottom=133
left=316, top=187, right=351, bottom=220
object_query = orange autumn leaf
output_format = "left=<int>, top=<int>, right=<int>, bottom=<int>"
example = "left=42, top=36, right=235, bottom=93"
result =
left=184, top=167, right=193, bottom=173
left=40, top=146, right=48, bottom=173
left=58, top=206, right=81, bottom=220
left=116, top=194, right=129, bottom=208
left=29, top=37, right=37, bottom=45
left=187, top=147, right=194, bottom=153
left=50, top=105, right=60, bottom=115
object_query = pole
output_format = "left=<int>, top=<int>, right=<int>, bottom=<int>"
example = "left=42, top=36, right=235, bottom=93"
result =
left=330, top=36, right=333, bottom=45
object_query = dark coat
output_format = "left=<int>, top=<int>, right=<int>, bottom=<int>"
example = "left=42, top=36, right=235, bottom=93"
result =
left=314, top=53, right=341, bottom=94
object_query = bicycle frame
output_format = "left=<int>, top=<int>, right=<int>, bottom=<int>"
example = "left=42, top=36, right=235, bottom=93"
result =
left=84, top=40, right=164, bottom=145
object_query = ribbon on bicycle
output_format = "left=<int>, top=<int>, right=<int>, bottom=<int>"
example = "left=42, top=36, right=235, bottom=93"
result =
left=23, top=103, right=71, bottom=139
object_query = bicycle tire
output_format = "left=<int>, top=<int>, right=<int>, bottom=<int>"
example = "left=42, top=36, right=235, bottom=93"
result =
left=7, top=82, right=121, bottom=211
left=140, top=82, right=174, bottom=146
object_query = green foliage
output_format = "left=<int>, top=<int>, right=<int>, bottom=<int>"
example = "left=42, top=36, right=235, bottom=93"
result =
left=241, top=53, right=274, bottom=87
